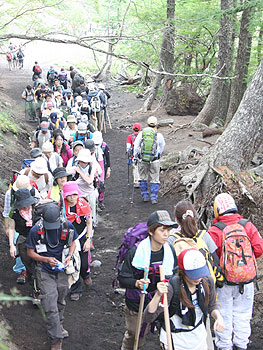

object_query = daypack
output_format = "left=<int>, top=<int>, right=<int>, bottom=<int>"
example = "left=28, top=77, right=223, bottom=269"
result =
left=170, top=230, right=223, bottom=284
left=48, top=71, right=57, bottom=83
left=17, top=51, right=23, bottom=59
left=21, top=159, right=35, bottom=169
left=212, top=219, right=257, bottom=287
left=140, top=128, right=158, bottom=162
left=7, top=53, right=12, bottom=61
left=90, top=92, right=101, bottom=113
left=34, top=65, right=42, bottom=74
left=59, top=72, right=67, bottom=83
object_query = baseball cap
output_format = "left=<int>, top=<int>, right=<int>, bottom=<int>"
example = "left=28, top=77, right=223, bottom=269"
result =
left=147, top=116, right=158, bottom=127
left=42, top=203, right=61, bottom=230
left=78, top=122, right=87, bottom=133
left=147, top=210, right=178, bottom=227
left=178, top=249, right=210, bottom=280
left=132, top=123, right=141, bottom=132
left=30, top=148, right=42, bottom=158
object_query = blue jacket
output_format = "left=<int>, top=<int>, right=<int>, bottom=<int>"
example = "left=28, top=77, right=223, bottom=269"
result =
left=87, top=91, right=106, bottom=110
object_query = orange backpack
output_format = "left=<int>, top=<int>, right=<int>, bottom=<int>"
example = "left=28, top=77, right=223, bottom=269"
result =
left=213, top=219, right=257, bottom=287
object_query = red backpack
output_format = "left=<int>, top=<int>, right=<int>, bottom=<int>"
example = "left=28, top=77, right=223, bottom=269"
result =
left=213, top=219, right=257, bottom=288
left=34, top=65, right=42, bottom=73
left=7, top=53, right=12, bottom=61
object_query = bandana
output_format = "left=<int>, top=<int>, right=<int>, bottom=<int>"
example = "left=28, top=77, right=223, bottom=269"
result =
left=64, top=197, right=90, bottom=224
left=19, top=206, right=33, bottom=227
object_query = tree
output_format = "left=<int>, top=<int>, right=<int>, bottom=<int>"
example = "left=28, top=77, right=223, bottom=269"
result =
left=193, top=0, right=235, bottom=126
left=182, top=59, right=263, bottom=214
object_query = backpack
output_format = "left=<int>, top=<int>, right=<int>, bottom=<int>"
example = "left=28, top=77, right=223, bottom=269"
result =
left=212, top=219, right=257, bottom=287
left=34, top=65, right=42, bottom=74
left=90, top=92, right=101, bottom=113
left=7, top=53, right=12, bottom=61
left=24, top=167, right=49, bottom=186
left=17, top=51, right=23, bottom=59
left=48, top=71, right=56, bottom=83
left=21, top=159, right=35, bottom=169
left=140, top=128, right=158, bottom=162
left=170, top=230, right=223, bottom=284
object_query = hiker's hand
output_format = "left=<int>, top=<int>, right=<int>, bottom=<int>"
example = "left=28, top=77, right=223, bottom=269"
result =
left=135, top=278, right=150, bottom=290
left=133, top=158, right=138, bottom=166
left=106, top=168, right=111, bottom=179
left=156, top=281, right=168, bottom=297
left=47, top=257, right=59, bottom=267
left=64, top=255, right=71, bottom=268
left=83, top=239, right=91, bottom=252
left=9, top=244, right=16, bottom=259
left=214, top=314, right=225, bottom=333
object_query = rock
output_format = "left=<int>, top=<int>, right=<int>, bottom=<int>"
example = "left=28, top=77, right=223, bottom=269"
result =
left=192, top=123, right=209, bottom=132
left=115, top=288, right=126, bottom=296
left=4, top=102, right=12, bottom=107
left=158, top=119, right=174, bottom=127
left=161, top=151, right=180, bottom=170
left=165, top=84, right=204, bottom=116
left=91, top=260, right=102, bottom=268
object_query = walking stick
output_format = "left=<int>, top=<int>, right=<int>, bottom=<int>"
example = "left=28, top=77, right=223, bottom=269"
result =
left=127, top=154, right=131, bottom=186
left=159, top=266, right=173, bottom=350
left=103, top=115, right=107, bottom=133
left=133, top=267, right=149, bottom=350
left=106, top=107, right=112, bottom=129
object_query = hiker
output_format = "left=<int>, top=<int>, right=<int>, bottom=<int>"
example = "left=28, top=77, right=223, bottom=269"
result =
left=63, top=115, right=77, bottom=143
left=72, top=122, right=93, bottom=145
left=75, top=95, right=83, bottom=110
left=21, top=85, right=36, bottom=122
left=52, top=79, right=64, bottom=92
left=87, top=84, right=106, bottom=132
left=75, top=80, right=89, bottom=98
left=207, top=193, right=263, bottom=350
left=118, top=210, right=178, bottom=350
left=69, top=65, right=78, bottom=80
left=47, top=66, right=58, bottom=88
left=92, top=131, right=110, bottom=210
left=47, top=167, right=70, bottom=202
left=26, top=202, right=78, bottom=350
left=8, top=189, right=40, bottom=301
left=50, top=112, right=65, bottom=130
left=30, top=148, right=43, bottom=159
left=133, top=116, right=165, bottom=204
left=97, top=83, right=111, bottom=123
left=34, top=83, right=46, bottom=120
left=66, top=140, right=84, bottom=174
left=126, top=123, right=141, bottom=188
left=17, top=46, right=24, bottom=69
left=80, top=100, right=91, bottom=119
left=32, top=61, right=42, bottom=80
left=31, top=121, right=52, bottom=149
left=21, top=157, right=53, bottom=198
left=7, top=51, right=13, bottom=71
left=42, top=141, right=63, bottom=172
left=143, top=248, right=225, bottom=350
left=63, top=182, right=93, bottom=300
left=53, top=133, right=73, bottom=167
left=3, top=175, right=40, bottom=285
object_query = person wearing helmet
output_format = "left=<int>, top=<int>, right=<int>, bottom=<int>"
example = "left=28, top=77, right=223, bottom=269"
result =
left=126, top=123, right=141, bottom=188
left=208, top=193, right=263, bottom=350
left=133, top=116, right=165, bottom=204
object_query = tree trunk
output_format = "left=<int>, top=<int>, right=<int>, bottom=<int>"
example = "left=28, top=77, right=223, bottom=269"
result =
left=257, top=24, right=263, bottom=65
left=143, top=0, right=175, bottom=111
left=225, top=1, right=253, bottom=125
left=182, top=59, right=263, bottom=199
left=192, top=0, right=234, bottom=126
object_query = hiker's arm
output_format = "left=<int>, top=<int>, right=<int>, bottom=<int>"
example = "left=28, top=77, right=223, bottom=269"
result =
left=75, top=167, right=94, bottom=185
left=8, top=227, right=16, bottom=259
left=64, top=240, right=76, bottom=267
left=211, top=310, right=224, bottom=333
left=83, top=215, right=93, bottom=252
left=133, top=132, right=142, bottom=158
left=4, top=217, right=14, bottom=237
left=27, top=248, right=59, bottom=267
left=158, top=133, right=165, bottom=155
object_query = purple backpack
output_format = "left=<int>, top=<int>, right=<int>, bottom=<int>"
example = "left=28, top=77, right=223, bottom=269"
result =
left=113, top=222, right=148, bottom=287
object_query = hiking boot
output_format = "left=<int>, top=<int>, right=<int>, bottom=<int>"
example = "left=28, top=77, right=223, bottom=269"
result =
left=61, top=327, right=69, bottom=338
left=151, top=199, right=158, bottom=205
left=51, top=339, right=62, bottom=350
left=16, top=270, right=27, bottom=284
left=143, top=197, right=150, bottom=202
left=84, top=277, right=93, bottom=286
left=70, top=293, right=81, bottom=301
left=98, top=202, right=105, bottom=210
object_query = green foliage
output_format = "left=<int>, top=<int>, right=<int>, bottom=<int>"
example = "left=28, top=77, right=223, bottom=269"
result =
left=0, top=109, right=17, bottom=135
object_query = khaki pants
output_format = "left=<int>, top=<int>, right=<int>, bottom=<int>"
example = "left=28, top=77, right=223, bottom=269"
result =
left=121, top=305, right=149, bottom=350
left=132, top=163, right=140, bottom=184
left=138, top=160, right=160, bottom=184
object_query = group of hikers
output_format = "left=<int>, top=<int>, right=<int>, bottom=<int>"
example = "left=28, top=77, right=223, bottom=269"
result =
left=2, top=61, right=263, bottom=350
left=6, top=42, right=24, bottom=70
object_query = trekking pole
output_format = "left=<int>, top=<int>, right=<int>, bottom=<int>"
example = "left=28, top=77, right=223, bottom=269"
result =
left=106, top=107, right=112, bottom=129
left=103, top=115, right=107, bottom=134
left=159, top=266, right=173, bottom=350
left=133, top=267, right=149, bottom=350
left=127, top=154, right=131, bottom=186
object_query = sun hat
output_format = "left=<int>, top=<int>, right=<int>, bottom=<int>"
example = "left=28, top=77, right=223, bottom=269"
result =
left=29, top=148, right=42, bottom=158
left=13, top=175, right=32, bottom=191
left=72, top=140, right=84, bottom=150
left=85, top=139, right=95, bottom=153
left=52, top=167, right=70, bottom=180
left=46, top=102, right=54, bottom=108
left=14, top=188, right=38, bottom=209
left=98, top=83, right=105, bottom=90
left=42, top=203, right=61, bottom=230
left=42, top=141, right=53, bottom=153
left=67, top=115, right=76, bottom=124
left=76, top=148, right=92, bottom=163
left=82, top=100, right=89, bottom=107
left=147, top=210, right=178, bottom=228
left=147, top=116, right=158, bottom=127
left=40, top=121, right=49, bottom=131
left=178, top=249, right=210, bottom=280
left=62, top=181, right=82, bottom=198
left=54, top=91, right=61, bottom=97
left=76, top=96, right=82, bottom=102
left=78, top=122, right=87, bottom=133
left=132, top=123, right=141, bottom=132
left=31, top=157, right=48, bottom=174
left=92, top=131, right=103, bottom=145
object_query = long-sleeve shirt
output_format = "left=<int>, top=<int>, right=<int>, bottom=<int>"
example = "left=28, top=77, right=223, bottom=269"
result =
left=133, top=128, right=165, bottom=159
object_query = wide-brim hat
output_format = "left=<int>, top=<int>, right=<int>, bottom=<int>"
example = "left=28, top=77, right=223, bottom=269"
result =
left=62, top=181, right=82, bottom=198
left=14, top=188, right=38, bottom=209
left=53, top=167, right=70, bottom=179
left=147, top=210, right=178, bottom=228
left=67, top=115, right=76, bottom=123
left=178, top=249, right=210, bottom=280
left=72, top=140, right=84, bottom=150
left=13, top=175, right=31, bottom=191
left=76, top=148, right=92, bottom=163
left=30, top=148, right=42, bottom=158
left=31, top=157, right=48, bottom=174
left=42, top=203, right=61, bottom=230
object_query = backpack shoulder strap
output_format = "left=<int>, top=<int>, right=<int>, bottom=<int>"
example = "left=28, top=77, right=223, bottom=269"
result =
left=238, top=219, right=249, bottom=227
left=195, top=230, right=206, bottom=239
left=24, top=167, right=30, bottom=176
left=212, top=222, right=227, bottom=231
left=167, top=242, right=178, bottom=275
left=44, top=173, right=49, bottom=185
left=168, top=275, right=180, bottom=317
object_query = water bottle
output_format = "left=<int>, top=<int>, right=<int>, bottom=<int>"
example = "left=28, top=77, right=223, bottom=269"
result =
left=52, top=262, right=65, bottom=272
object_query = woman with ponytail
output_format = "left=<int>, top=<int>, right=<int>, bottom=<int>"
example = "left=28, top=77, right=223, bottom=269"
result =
left=143, top=249, right=224, bottom=350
